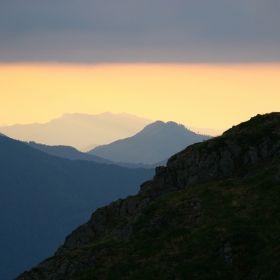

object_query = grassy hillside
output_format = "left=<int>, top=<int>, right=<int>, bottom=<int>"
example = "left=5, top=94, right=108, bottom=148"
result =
left=75, top=161, right=280, bottom=279
left=16, top=113, right=280, bottom=280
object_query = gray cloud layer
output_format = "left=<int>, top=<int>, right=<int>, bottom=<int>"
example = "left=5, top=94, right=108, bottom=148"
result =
left=0, top=0, right=279, bottom=63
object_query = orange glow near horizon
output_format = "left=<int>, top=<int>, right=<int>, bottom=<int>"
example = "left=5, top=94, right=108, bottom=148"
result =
left=1, top=63, right=280, bottom=129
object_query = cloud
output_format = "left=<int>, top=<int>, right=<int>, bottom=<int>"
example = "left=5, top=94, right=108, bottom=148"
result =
left=0, top=0, right=279, bottom=63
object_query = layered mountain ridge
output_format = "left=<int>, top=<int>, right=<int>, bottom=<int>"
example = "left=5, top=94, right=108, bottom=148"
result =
left=0, top=136, right=154, bottom=280
left=16, top=112, right=280, bottom=279
left=27, top=141, right=165, bottom=169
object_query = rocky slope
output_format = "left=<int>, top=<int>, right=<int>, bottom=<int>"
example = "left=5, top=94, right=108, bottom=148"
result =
left=16, top=113, right=280, bottom=279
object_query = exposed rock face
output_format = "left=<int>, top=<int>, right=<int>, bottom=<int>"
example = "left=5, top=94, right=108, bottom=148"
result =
left=219, top=242, right=234, bottom=265
left=275, top=165, right=280, bottom=183
left=15, top=113, right=280, bottom=280
left=54, top=172, right=169, bottom=256
left=168, top=133, right=280, bottom=189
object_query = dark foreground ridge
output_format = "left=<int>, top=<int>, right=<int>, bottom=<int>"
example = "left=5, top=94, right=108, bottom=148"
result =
left=16, top=113, right=280, bottom=279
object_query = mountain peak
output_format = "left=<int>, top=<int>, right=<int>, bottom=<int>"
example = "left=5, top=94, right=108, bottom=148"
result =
left=89, top=120, right=211, bottom=164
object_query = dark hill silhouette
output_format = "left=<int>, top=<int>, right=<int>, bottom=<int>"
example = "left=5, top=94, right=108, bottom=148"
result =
left=88, top=121, right=211, bottom=164
left=27, top=141, right=166, bottom=168
left=0, top=132, right=6, bottom=137
left=27, top=141, right=115, bottom=164
left=16, top=112, right=280, bottom=280
left=0, top=136, right=154, bottom=280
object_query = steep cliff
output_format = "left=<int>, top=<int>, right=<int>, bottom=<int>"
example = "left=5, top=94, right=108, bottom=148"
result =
left=16, top=113, right=280, bottom=280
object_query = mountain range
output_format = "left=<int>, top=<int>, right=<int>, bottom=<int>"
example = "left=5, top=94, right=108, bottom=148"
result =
left=26, top=120, right=210, bottom=167
left=88, top=121, right=211, bottom=164
left=0, top=112, right=153, bottom=150
left=0, top=136, right=154, bottom=280
left=27, top=141, right=166, bottom=169
left=16, top=112, right=280, bottom=279
left=0, top=112, right=225, bottom=153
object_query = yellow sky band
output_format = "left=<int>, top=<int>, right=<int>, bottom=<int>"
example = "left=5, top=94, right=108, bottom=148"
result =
left=1, top=63, right=280, bottom=129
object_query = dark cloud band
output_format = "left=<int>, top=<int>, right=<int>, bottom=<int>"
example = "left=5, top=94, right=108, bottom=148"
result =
left=0, top=1, right=279, bottom=63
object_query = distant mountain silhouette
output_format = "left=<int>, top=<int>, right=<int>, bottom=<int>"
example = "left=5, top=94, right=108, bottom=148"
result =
left=0, top=136, right=154, bottom=280
left=28, top=141, right=166, bottom=168
left=88, top=121, right=211, bottom=164
left=0, top=132, right=6, bottom=137
left=27, top=141, right=114, bottom=164
left=0, top=112, right=153, bottom=150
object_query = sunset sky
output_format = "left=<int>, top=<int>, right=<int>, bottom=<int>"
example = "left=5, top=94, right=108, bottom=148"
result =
left=1, top=1, right=280, bottom=130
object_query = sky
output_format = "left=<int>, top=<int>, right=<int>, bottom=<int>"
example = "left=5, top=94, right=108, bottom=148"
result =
left=1, top=1, right=280, bottom=129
